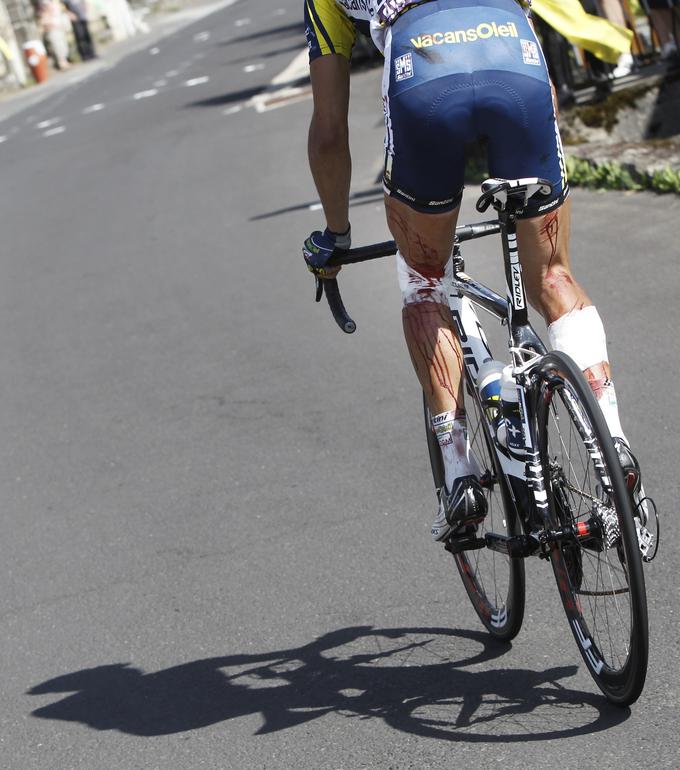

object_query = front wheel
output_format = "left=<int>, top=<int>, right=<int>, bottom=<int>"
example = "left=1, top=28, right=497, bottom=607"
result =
left=535, top=352, right=648, bottom=705
left=424, top=383, right=526, bottom=642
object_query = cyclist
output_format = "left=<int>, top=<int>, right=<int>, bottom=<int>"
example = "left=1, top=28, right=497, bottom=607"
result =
left=302, top=0, right=646, bottom=541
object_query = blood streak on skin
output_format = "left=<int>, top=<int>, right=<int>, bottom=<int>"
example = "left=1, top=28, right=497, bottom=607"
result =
left=583, top=363, right=612, bottom=400
left=403, top=301, right=464, bottom=404
left=540, top=210, right=560, bottom=270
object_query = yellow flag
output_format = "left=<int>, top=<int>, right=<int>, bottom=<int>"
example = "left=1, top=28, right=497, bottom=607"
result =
left=531, top=0, right=633, bottom=63
left=0, top=36, right=14, bottom=62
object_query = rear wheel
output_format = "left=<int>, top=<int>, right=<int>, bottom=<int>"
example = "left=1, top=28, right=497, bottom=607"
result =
left=536, top=352, right=648, bottom=705
left=424, top=381, right=525, bottom=642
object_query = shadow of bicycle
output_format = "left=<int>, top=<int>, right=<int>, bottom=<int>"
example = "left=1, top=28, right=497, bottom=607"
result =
left=27, top=626, right=629, bottom=740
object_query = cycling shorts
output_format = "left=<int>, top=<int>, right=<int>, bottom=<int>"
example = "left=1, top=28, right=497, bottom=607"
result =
left=382, top=0, right=569, bottom=217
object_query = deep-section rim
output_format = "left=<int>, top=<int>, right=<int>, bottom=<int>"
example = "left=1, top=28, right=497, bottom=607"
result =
left=535, top=351, right=648, bottom=705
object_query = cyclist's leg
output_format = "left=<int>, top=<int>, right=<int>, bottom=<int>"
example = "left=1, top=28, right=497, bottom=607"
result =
left=480, top=50, right=630, bottom=453
left=381, top=4, right=474, bottom=422
left=384, top=195, right=486, bottom=538
left=384, top=196, right=461, bottom=416
left=517, top=204, right=626, bottom=442
left=518, top=210, right=644, bottom=500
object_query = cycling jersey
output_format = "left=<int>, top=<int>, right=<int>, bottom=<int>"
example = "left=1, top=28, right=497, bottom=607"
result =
left=304, top=0, right=531, bottom=60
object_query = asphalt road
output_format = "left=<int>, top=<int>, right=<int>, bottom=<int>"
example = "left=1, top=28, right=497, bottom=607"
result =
left=1, top=1, right=680, bottom=767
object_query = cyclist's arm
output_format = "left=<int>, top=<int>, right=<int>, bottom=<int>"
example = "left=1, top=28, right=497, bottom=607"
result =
left=304, top=0, right=356, bottom=234
left=308, top=53, right=351, bottom=235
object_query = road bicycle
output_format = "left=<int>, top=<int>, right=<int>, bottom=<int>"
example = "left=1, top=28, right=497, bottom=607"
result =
left=312, top=177, right=658, bottom=706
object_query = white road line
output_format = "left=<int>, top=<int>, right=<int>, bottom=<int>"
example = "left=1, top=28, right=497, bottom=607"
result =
left=149, top=47, right=160, bottom=55
left=249, top=49, right=311, bottom=113
left=251, top=86, right=312, bottom=113
left=36, top=118, right=61, bottom=129
left=194, top=31, right=210, bottom=42
left=244, top=63, right=265, bottom=73
left=235, top=18, right=251, bottom=27
left=83, top=103, right=105, bottom=114
left=185, top=76, right=210, bottom=87
left=223, top=105, right=243, bottom=115
left=43, top=126, right=65, bottom=137
left=271, top=49, right=309, bottom=85
left=133, top=89, right=158, bottom=100
left=309, top=203, right=323, bottom=211
left=0, top=135, right=7, bottom=143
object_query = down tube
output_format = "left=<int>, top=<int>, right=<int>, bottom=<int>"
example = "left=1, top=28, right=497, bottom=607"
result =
left=447, top=294, right=492, bottom=383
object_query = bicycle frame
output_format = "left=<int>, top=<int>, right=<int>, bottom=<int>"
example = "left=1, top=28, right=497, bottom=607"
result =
left=326, top=201, right=556, bottom=552
left=446, top=214, right=553, bottom=548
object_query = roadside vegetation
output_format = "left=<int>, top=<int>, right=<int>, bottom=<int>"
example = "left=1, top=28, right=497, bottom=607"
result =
left=565, top=155, right=680, bottom=194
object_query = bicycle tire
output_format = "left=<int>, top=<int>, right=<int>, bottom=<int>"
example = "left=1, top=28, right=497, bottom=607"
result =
left=535, top=351, right=648, bottom=705
left=424, top=383, right=526, bottom=642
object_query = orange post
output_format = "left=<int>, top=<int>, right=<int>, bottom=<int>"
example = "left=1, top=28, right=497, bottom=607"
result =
left=23, top=40, right=49, bottom=83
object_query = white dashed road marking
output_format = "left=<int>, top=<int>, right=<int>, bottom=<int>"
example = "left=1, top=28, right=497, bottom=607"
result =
left=83, top=103, right=105, bottom=114
left=194, top=31, right=210, bottom=42
left=185, top=76, right=210, bottom=87
left=134, top=89, right=158, bottom=100
left=235, top=18, right=251, bottom=27
left=0, top=135, right=7, bottom=143
left=149, top=47, right=160, bottom=55
left=36, top=118, right=61, bottom=129
left=43, top=126, right=65, bottom=137
left=223, top=105, right=243, bottom=115
left=250, top=50, right=311, bottom=113
left=244, top=63, right=265, bottom=73
left=272, top=49, right=309, bottom=85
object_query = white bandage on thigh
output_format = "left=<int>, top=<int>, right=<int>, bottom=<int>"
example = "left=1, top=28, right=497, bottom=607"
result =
left=547, top=306, right=609, bottom=370
left=396, top=250, right=450, bottom=306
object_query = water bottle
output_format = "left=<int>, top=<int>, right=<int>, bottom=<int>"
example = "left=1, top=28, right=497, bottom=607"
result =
left=500, top=365, right=525, bottom=461
left=478, top=361, right=530, bottom=519
left=476, top=360, right=505, bottom=444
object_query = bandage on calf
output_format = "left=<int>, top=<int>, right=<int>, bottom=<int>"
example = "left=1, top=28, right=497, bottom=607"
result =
left=547, top=306, right=609, bottom=371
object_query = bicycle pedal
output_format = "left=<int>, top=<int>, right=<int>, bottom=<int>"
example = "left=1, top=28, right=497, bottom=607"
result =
left=445, top=531, right=486, bottom=554
left=636, top=496, right=659, bottom=563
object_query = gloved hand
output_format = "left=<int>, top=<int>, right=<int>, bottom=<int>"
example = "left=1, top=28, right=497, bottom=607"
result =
left=302, top=225, right=351, bottom=277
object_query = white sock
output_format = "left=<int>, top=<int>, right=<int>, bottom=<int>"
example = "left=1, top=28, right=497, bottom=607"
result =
left=590, top=378, right=627, bottom=444
left=432, top=410, right=480, bottom=493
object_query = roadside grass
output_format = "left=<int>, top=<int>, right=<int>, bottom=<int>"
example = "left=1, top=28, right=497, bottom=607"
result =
left=464, top=149, right=680, bottom=196
left=565, top=156, right=680, bottom=195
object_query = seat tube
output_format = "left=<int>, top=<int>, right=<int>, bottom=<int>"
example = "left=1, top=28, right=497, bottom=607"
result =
left=498, top=211, right=537, bottom=493
left=499, top=211, right=530, bottom=346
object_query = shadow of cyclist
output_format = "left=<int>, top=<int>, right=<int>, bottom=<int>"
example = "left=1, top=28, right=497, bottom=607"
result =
left=27, top=626, right=629, bottom=741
